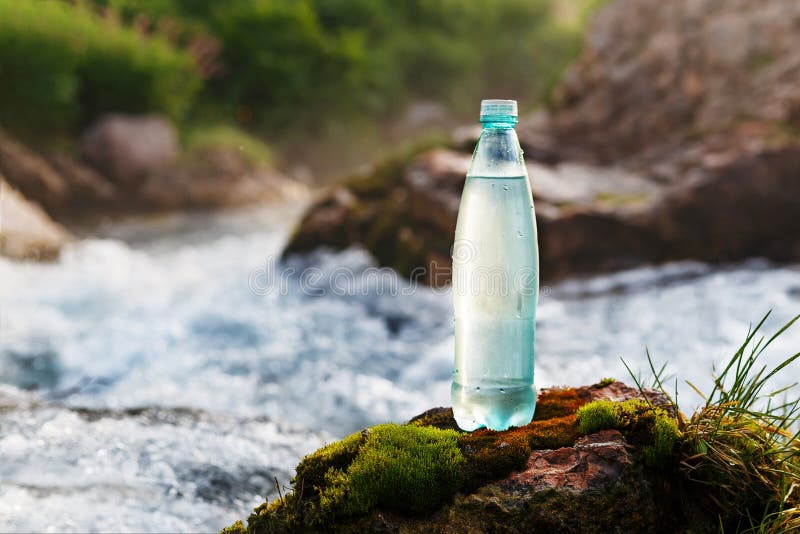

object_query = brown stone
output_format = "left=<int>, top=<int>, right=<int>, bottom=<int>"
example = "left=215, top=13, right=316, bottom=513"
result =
left=45, top=152, right=116, bottom=207
left=502, top=429, right=629, bottom=492
left=550, top=0, right=800, bottom=165
left=0, top=129, right=68, bottom=212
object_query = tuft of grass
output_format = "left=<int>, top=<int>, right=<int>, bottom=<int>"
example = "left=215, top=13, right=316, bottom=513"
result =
left=632, top=312, right=800, bottom=533
left=598, top=377, right=617, bottom=386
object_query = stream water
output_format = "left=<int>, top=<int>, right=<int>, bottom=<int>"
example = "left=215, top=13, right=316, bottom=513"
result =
left=1, top=205, right=799, bottom=532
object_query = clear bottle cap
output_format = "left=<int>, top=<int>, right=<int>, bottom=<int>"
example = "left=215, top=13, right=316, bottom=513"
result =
left=480, top=99, right=518, bottom=122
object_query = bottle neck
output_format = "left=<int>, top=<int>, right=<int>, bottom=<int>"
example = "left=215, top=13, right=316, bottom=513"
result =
left=468, top=123, right=525, bottom=177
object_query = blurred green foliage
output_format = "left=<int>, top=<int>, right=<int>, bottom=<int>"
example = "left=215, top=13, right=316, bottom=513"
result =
left=1, top=0, right=605, bottom=138
left=0, top=0, right=201, bottom=136
left=184, top=124, right=273, bottom=167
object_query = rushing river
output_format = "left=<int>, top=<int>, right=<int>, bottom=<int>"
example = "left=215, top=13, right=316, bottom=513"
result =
left=1, top=205, right=799, bottom=532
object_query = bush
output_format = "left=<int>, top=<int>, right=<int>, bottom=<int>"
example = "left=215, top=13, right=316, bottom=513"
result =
left=217, top=0, right=594, bottom=127
left=0, top=0, right=201, bottom=136
left=2, top=0, right=608, bottom=138
left=207, top=0, right=383, bottom=129
left=94, top=0, right=604, bottom=131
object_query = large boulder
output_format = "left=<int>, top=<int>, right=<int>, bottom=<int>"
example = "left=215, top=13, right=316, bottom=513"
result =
left=222, top=381, right=725, bottom=533
left=0, top=179, right=71, bottom=260
left=81, top=114, right=179, bottom=187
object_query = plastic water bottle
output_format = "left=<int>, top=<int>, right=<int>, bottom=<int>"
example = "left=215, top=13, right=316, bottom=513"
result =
left=451, top=99, right=539, bottom=431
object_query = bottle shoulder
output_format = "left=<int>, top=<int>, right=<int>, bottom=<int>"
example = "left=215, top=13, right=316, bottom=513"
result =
left=468, top=128, right=526, bottom=177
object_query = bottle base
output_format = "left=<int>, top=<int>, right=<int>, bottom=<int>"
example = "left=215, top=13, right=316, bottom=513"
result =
left=451, top=382, right=536, bottom=431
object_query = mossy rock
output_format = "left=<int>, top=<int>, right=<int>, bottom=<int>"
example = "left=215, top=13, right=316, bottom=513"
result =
left=577, top=398, right=680, bottom=468
left=281, top=137, right=456, bottom=281
left=222, top=381, right=729, bottom=533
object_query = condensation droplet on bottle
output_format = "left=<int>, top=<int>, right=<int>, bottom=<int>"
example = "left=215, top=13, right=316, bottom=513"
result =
left=517, top=230, right=523, bottom=238
left=502, top=185, right=509, bottom=191
left=475, top=386, right=481, bottom=391
left=500, top=388, right=506, bottom=394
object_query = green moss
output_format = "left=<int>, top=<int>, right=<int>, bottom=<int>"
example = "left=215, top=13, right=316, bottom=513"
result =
left=407, top=407, right=460, bottom=430
left=576, top=399, right=621, bottom=433
left=641, top=415, right=680, bottom=469
left=308, top=424, right=464, bottom=524
left=220, top=520, right=246, bottom=534
left=576, top=399, right=680, bottom=468
left=346, top=136, right=449, bottom=197
left=459, top=431, right=531, bottom=492
left=748, top=52, right=775, bottom=72
left=294, top=430, right=364, bottom=496
left=244, top=494, right=302, bottom=534
left=598, top=377, right=617, bottom=386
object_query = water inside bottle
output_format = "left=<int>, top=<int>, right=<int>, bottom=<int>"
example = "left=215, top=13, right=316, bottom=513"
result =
left=452, top=175, right=538, bottom=431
